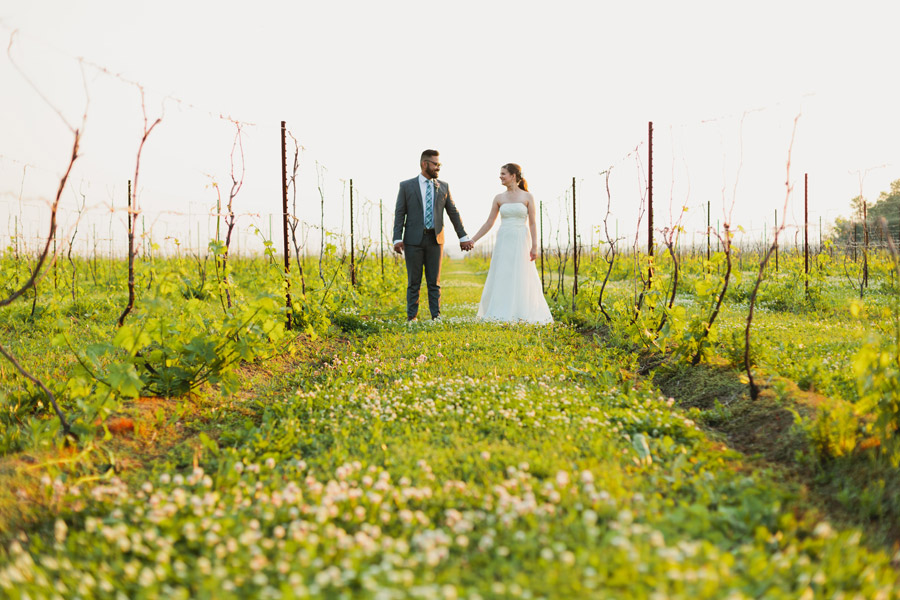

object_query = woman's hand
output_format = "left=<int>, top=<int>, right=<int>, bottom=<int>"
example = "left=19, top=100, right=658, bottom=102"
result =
left=529, top=247, right=537, bottom=261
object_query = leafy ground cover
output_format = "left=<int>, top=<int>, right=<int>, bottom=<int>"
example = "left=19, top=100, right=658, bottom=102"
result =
left=2, top=260, right=899, bottom=598
left=564, top=250, right=900, bottom=547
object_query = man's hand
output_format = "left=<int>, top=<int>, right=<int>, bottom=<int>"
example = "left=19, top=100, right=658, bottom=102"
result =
left=393, top=242, right=404, bottom=254
left=460, top=240, right=474, bottom=252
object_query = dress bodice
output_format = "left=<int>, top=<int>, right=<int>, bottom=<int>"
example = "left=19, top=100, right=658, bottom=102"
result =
left=499, top=202, right=528, bottom=226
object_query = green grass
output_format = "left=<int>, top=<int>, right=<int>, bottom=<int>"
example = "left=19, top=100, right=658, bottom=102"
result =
left=1, top=259, right=899, bottom=598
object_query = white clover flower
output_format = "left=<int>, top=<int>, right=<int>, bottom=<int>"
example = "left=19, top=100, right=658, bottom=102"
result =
left=250, top=555, right=268, bottom=572
left=138, top=567, right=155, bottom=587
left=53, top=519, right=67, bottom=544
left=812, top=521, right=834, bottom=538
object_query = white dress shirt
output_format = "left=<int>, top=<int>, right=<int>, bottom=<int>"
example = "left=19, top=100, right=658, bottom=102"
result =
left=394, top=174, right=469, bottom=244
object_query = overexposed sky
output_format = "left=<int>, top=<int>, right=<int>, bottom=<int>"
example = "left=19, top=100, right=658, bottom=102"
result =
left=1, top=1, right=898, bottom=256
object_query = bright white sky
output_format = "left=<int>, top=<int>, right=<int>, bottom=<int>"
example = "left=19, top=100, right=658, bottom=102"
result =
left=1, top=1, right=898, bottom=257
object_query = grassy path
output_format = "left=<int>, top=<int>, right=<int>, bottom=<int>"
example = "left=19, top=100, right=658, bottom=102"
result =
left=1, top=261, right=899, bottom=598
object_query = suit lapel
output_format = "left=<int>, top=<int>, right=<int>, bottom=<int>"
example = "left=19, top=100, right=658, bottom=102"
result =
left=412, top=177, right=424, bottom=217
left=433, top=179, right=444, bottom=209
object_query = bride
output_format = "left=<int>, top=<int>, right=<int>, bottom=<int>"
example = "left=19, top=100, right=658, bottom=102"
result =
left=469, top=163, right=553, bottom=324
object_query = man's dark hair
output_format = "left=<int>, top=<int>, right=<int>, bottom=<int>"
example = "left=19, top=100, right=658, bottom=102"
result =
left=420, top=149, right=440, bottom=163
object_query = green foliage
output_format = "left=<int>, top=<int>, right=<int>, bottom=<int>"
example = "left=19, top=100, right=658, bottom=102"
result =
left=4, top=297, right=900, bottom=597
left=63, top=286, right=288, bottom=398
left=0, top=249, right=409, bottom=453
left=854, top=332, right=900, bottom=462
left=4, top=256, right=900, bottom=596
left=791, top=400, right=859, bottom=461
left=756, top=269, right=826, bottom=313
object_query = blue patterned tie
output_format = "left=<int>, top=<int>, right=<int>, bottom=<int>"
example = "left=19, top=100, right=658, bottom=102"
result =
left=424, top=180, right=434, bottom=229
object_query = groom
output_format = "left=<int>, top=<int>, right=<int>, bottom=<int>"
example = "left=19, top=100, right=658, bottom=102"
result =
left=393, top=149, right=473, bottom=321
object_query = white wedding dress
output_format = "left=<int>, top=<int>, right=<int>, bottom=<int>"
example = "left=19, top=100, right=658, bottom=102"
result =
left=477, top=203, right=553, bottom=324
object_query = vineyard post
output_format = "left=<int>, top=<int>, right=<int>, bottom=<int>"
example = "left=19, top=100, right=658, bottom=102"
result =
left=863, top=199, right=869, bottom=288
left=804, top=173, right=809, bottom=295
left=187, top=202, right=191, bottom=254
left=774, top=209, right=778, bottom=272
left=350, top=178, right=356, bottom=286
left=13, top=216, right=19, bottom=285
left=706, top=199, right=711, bottom=264
left=572, top=176, right=577, bottom=306
left=91, top=223, right=97, bottom=283
left=647, top=121, right=654, bottom=288
left=280, top=121, right=293, bottom=330
left=539, top=199, right=545, bottom=291
left=379, top=199, right=384, bottom=280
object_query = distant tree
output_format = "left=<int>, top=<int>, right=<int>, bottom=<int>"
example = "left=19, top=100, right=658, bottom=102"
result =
left=830, top=179, right=900, bottom=245
left=869, top=180, right=900, bottom=239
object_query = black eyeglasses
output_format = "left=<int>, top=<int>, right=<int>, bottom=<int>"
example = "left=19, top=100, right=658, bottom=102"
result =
left=425, top=160, right=441, bottom=167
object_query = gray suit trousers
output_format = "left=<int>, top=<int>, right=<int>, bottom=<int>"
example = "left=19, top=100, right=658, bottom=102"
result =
left=404, top=229, right=442, bottom=319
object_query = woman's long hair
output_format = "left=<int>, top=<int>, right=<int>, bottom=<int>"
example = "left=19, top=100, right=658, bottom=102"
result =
left=503, top=163, right=528, bottom=191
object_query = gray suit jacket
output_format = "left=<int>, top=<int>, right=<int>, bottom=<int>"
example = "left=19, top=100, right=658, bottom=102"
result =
left=393, top=176, right=467, bottom=246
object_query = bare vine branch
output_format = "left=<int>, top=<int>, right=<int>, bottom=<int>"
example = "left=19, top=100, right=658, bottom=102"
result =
left=744, top=113, right=801, bottom=399
left=118, top=86, right=163, bottom=327
left=597, top=168, right=619, bottom=323
left=2, top=30, right=90, bottom=438
left=286, top=130, right=307, bottom=296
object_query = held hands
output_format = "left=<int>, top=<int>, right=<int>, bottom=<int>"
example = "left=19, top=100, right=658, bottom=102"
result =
left=460, top=240, right=474, bottom=252
left=393, top=242, right=404, bottom=254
